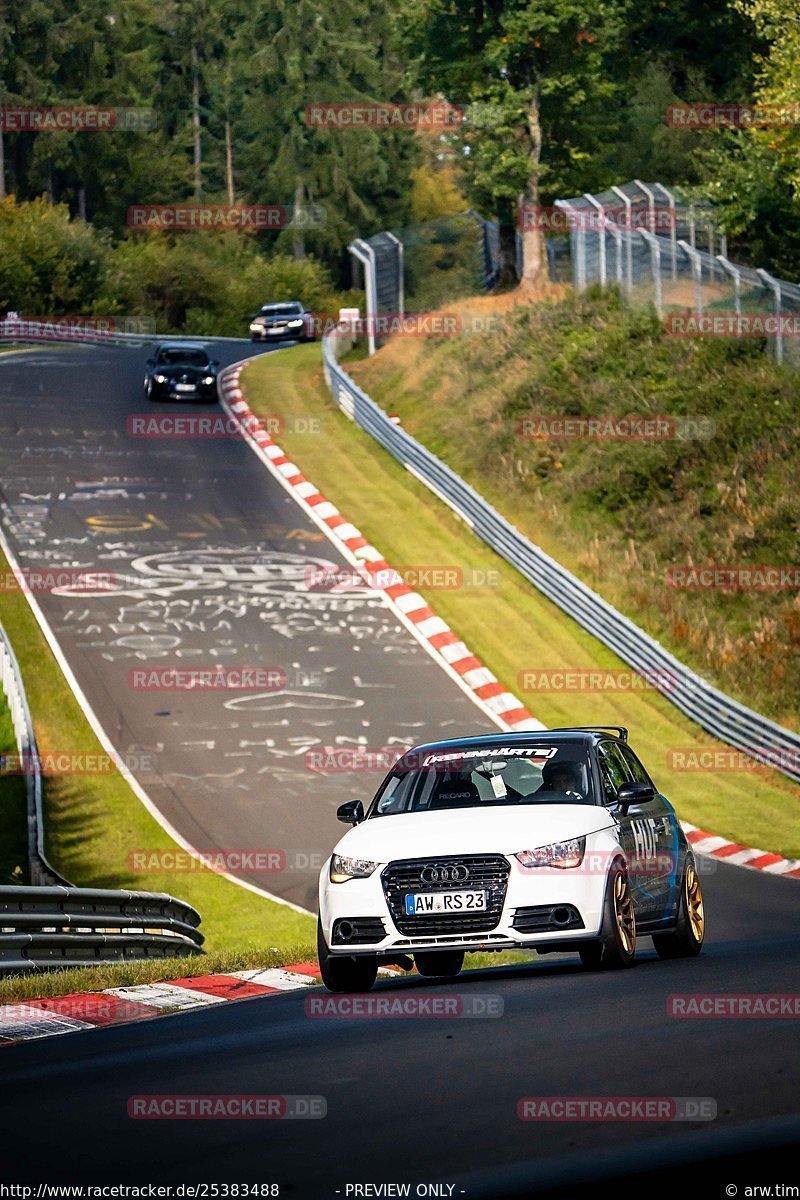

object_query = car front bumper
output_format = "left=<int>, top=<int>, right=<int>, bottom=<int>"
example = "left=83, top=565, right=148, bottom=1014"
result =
left=150, top=381, right=218, bottom=401
left=318, top=846, right=617, bottom=957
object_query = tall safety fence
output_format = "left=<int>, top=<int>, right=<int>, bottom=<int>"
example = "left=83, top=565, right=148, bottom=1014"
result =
left=557, top=180, right=800, bottom=369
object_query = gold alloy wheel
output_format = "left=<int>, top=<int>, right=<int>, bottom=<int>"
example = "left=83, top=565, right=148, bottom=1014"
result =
left=614, top=871, right=636, bottom=954
left=686, top=862, right=705, bottom=942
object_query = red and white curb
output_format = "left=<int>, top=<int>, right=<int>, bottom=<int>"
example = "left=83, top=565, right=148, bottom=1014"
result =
left=218, top=363, right=540, bottom=734
left=218, top=360, right=800, bottom=885
left=681, top=822, right=800, bottom=878
left=0, top=962, right=324, bottom=1045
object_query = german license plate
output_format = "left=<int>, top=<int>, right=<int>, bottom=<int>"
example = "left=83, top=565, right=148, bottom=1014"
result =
left=404, top=890, right=487, bottom=916
left=175, top=383, right=196, bottom=392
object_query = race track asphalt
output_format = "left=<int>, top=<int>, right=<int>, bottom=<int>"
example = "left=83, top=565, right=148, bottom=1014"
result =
left=1, top=858, right=798, bottom=1193
left=0, top=340, right=498, bottom=909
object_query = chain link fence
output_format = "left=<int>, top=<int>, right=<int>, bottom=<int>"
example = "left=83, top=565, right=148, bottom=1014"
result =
left=557, top=179, right=800, bottom=368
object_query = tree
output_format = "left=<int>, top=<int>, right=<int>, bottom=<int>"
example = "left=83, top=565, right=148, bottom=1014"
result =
left=400, top=0, right=628, bottom=286
left=695, top=0, right=800, bottom=276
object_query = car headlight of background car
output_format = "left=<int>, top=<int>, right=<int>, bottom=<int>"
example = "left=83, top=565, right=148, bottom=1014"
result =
left=154, top=373, right=167, bottom=383
left=330, top=853, right=378, bottom=883
left=287, top=318, right=304, bottom=328
left=249, top=322, right=264, bottom=332
left=202, top=375, right=215, bottom=385
left=515, top=837, right=586, bottom=870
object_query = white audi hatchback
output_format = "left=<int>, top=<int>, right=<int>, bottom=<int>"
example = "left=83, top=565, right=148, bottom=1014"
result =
left=317, top=728, right=704, bottom=991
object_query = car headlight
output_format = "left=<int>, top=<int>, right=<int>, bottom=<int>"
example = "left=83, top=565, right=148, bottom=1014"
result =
left=154, top=374, right=166, bottom=383
left=515, top=837, right=586, bottom=870
left=287, top=319, right=303, bottom=328
left=330, top=853, right=378, bottom=883
left=249, top=323, right=263, bottom=332
left=202, top=375, right=215, bottom=385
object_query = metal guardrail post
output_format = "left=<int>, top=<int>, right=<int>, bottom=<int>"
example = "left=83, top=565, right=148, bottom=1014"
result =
left=678, top=239, right=704, bottom=315
left=384, top=232, right=404, bottom=317
left=633, top=179, right=657, bottom=234
left=717, top=256, right=742, bottom=315
left=554, top=200, right=585, bottom=289
left=583, top=194, right=607, bottom=286
left=610, top=186, right=634, bottom=292
left=654, top=183, right=678, bottom=280
left=638, top=231, right=663, bottom=316
left=347, top=239, right=377, bottom=355
left=757, top=268, right=784, bottom=364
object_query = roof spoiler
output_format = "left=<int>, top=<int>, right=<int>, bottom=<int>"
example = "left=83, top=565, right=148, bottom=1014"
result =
left=548, top=726, right=629, bottom=742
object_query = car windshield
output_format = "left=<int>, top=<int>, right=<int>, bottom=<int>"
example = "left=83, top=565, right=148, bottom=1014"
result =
left=156, top=348, right=209, bottom=367
left=260, top=304, right=302, bottom=317
left=368, top=743, right=595, bottom=817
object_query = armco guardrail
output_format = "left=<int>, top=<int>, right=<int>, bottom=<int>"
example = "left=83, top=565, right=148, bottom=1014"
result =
left=0, top=619, right=205, bottom=971
left=0, top=619, right=68, bottom=886
left=322, top=328, right=800, bottom=785
left=0, top=886, right=203, bottom=974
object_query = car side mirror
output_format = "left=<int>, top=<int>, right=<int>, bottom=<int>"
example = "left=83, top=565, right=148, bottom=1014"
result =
left=209, top=359, right=219, bottom=367
left=145, top=358, right=154, bottom=367
left=337, top=799, right=364, bottom=825
left=617, top=781, right=655, bottom=811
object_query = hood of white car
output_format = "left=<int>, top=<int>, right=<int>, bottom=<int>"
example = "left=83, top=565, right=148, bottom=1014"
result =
left=334, top=803, right=615, bottom=862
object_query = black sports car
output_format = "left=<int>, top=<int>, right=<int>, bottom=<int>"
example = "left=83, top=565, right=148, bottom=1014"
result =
left=143, top=343, right=220, bottom=402
left=249, top=301, right=315, bottom=343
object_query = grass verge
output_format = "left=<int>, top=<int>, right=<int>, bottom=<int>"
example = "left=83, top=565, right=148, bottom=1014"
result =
left=347, top=289, right=800, bottom=728
left=0, top=689, right=28, bottom=884
left=0, top=942, right=315, bottom=1004
left=239, top=344, right=800, bottom=859
left=0, top=547, right=316, bottom=955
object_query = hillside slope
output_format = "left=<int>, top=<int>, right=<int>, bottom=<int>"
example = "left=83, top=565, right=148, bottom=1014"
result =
left=348, top=288, right=800, bottom=729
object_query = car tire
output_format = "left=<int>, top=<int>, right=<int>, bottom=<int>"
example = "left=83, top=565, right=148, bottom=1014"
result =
left=414, top=950, right=464, bottom=978
left=317, top=918, right=378, bottom=993
left=652, top=858, right=705, bottom=960
left=579, top=863, right=636, bottom=970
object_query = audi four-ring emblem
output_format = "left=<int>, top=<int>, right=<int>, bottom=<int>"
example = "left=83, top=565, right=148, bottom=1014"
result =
left=420, top=863, right=470, bottom=885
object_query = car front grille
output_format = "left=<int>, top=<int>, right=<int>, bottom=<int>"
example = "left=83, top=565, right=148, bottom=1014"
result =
left=381, top=855, right=510, bottom=936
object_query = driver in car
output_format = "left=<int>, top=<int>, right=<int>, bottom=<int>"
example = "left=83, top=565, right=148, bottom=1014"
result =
left=540, top=760, right=585, bottom=801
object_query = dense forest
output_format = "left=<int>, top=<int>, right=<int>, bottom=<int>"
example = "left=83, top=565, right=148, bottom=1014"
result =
left=0, top=0, right=797, bottom=325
